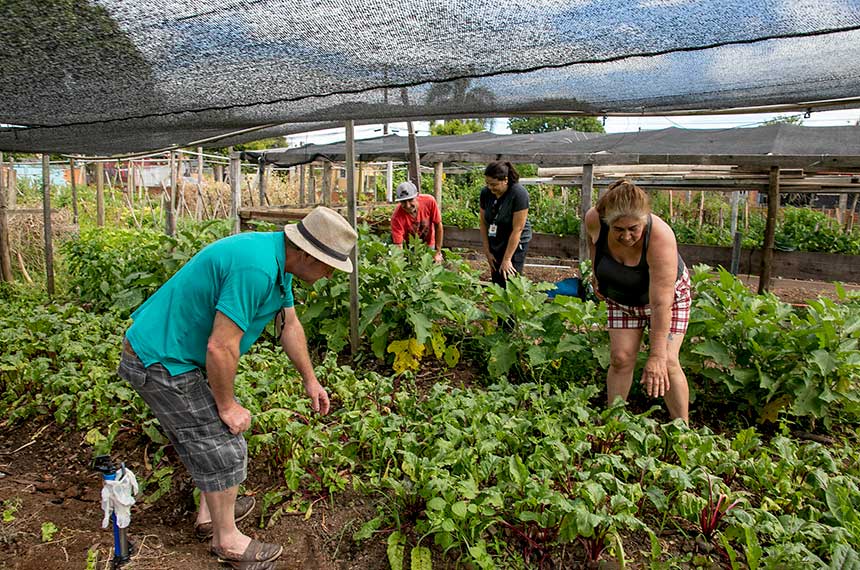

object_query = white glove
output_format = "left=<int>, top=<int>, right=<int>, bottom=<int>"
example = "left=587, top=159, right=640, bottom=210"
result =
left=100, top=467, right=139, bottom=529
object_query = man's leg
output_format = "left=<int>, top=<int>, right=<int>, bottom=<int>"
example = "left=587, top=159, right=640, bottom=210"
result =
left=662, top=333, right=689, bottom=423
left=206, top=487, right=250, bottom=555
left=607, top=328, right=644, bottom=405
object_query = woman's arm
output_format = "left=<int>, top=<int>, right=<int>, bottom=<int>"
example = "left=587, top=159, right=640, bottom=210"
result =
left=583, top=208, right=604, bottom=298
left=500, top=209, right=528, bottom=275
left=642, top=216, right=680, bottom=397
left=479, top=207, right=495, bottom=270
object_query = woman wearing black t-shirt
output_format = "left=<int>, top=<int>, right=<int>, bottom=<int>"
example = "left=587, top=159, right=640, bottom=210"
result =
left=479, top=161, right=532, bottom=287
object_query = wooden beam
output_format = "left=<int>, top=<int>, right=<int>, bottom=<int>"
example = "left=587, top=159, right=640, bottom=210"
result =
left=345, top=120, right=360, bottom=356
left=759, top=166, right=780, bottom=294
left=321, top=162, right=332, bottom=206
left=196, top=146, right=204, bottom=220
left=579, top=164, right=593, bottom=262
left=42, top=155, right=55, bottom=296
left=299, top=164, right=306, bottom=207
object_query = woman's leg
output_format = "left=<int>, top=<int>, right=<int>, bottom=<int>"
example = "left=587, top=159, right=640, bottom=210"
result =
left=662, top=333, right=689, bottom=422
left=607, top=328, right=644, bottom=405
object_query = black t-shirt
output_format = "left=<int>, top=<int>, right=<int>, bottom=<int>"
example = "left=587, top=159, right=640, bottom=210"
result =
left=479, top=182, right=532, bottom=252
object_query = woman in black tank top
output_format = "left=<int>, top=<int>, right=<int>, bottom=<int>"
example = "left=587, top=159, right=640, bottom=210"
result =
left=584, top=179, right=692, bottom=423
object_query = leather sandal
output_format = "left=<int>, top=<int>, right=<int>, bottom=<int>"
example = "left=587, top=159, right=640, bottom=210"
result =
left=195, top=495, right=256, bottom=540
left=211, top=538, right=283, bottom=564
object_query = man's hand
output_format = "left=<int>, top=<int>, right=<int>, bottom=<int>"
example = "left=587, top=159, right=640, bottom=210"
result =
left=219, top=401, right=252, bottom=434
left=641, top=355, right=670, bottom=398
left=433, top=251, right=443, bottom=264
left=304, top=378, right=331, bottom=415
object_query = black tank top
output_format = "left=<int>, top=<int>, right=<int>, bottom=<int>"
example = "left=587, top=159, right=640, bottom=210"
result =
left=594, top=215, right=684, bottom=306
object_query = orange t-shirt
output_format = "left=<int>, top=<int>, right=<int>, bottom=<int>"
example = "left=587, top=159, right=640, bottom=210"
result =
left=390, top=194, right=441, bottom=247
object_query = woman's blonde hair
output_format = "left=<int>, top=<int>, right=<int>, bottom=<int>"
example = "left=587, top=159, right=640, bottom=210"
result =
left=596, top=179, right=651, bottom=225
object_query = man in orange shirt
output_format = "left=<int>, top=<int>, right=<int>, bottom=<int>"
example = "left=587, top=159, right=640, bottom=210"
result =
left=390, top=181, right=444, bottom=263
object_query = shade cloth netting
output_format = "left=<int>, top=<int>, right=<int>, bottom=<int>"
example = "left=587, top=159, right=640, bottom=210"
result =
left=2, top=0, right=860, bottom=155
left=243, top=124, right=860, bottom=170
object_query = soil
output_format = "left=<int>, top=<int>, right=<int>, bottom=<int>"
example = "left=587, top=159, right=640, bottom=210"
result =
left=2, top=268, right=855, bottom=570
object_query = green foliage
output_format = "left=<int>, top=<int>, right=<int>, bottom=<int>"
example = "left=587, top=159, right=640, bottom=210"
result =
left=61, top=219, right=231, bottom=313
left=430, top=120, right=485, bottom=136
left=761, top=115, right=804, bottom=126
left=509, top=116, right=606, bottom=134
left=683, top=267, right=860, bottom=427
left=40, top=521, right=58, bottom=542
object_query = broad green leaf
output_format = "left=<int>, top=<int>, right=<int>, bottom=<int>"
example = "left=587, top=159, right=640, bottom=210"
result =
left=410, top=546, right=432, bottom=570
left=387, top=531, right=405, bottom=570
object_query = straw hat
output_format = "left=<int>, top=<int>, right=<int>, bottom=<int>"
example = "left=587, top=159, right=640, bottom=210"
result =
left=284, top=207, right=357, bottom=273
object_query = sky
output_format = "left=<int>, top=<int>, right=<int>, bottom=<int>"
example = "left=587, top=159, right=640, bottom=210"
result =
left=284, top=109, right=860, bottom=147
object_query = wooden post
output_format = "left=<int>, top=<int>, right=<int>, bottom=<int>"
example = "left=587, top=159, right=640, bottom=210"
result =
left=229, top=153, right=241, bottom=234
left=668, top=190, right=674, bottom=222
left=433, top=162, right=443, bottom=207
left=386, top=161, right=394, bottom=202
left=730, top=231, right=742, bottom=275
left=165, top=151, right=176, bottom=235
left=697, top=190, right=705, bottom=228
left=407, top=121, right=420, bottom=188
left=196, top=147, right=204, bottom=220
left=42, top=155, right=55, bottom=296
left=758, top=166, right=779, bottom=294
left=321, top=162, right=332, bottom=206
left=309, top=165, right=317, bottom=205
left=345, top=121, right=360, bottom=356
left=7, top=158, right=16, bottom=208
left=580, top=164, right=594, bottom=263
left=96, top=161, right=105, bottom=226
left=257, top=159, right=267, bottom=206
left=69, top=158, right=79, bottom=225
left=837, top=193, right=849, bottom=225
left=299, top=164, right=306, bottom=207
left=848, top=193, right=859, bottom=232
left=729, top=189, right=740, bottom=237
left=0, top=152, right=12, bottom=282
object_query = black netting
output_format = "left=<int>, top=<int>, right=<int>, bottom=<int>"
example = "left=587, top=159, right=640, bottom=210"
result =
left=2, top=1, right=860, bottom=154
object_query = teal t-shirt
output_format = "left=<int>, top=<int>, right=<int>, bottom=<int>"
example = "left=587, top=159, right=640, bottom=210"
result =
left=126, top=231, right=294, bottom=376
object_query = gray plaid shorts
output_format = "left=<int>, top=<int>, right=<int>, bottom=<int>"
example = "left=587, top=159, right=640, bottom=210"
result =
left=118, top=343, right=247, bottom=493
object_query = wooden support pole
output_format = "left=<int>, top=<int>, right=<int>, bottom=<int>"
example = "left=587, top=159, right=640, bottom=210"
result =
left=321, top=162, right=332, bottom=206
left=42, top=155, right=55, bottom=296
left=0, top=152, right=12, bottom=282
left=730, top=230, right=742, bottom=276
left=96, top=162, right=105, bottom=226
left=230, top=153, right=241, bottom=234
left=729, top=189, right=740, bottom=237
left=579, top=164, right=594, bottom=263
left=758, top=166, right=779, bottom=294
left=668, top=190, right=674, bottom=222
left=7, top=158, right=15, bottom=208
left=386, top=161, right=394, bottom=202
left=837, top=193, right=849, bottom=225
left=433, top=162, right=443, bottom=208
left=407, top=121, right=420, bottom=188
left=165, top=151, right=177, bottom=235
left=309, top=166, right=317, bottom=205
left=697, top=190, right=705, bottom=228
left=69, top=158, right=79, bottom=225
left=196, top=146, right=204, bottom=220
left=127, top=160, right=135, bottom=210
left=848, top=193, right=860, bottom=232
left=257, top=160, right=267, bottom=206
left=299, top=164, right=306, bottom=207
left=345, top=120, right=360, bottom=356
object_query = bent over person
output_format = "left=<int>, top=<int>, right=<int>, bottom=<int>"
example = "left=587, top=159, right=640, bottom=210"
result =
left=390, top=180, right=444, bottom=263
left=584, top=180, right=691, bottom=422
left=118, top=207, right=357, bottom=569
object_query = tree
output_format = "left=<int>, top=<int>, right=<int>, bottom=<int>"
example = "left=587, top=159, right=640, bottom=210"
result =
left=209, top=137, right=286, bottom=156
left=508, top=116, right=605, bottom=134
left=430, top=119, right=485, bottom=136
left=760, top=115, right=804, bottom=126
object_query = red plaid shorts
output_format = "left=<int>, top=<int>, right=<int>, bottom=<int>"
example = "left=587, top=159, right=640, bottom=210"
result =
left=604, top=270, right=692, bottom=334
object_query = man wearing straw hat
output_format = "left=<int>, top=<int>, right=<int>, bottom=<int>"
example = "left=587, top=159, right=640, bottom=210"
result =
left=117, top=206, right=356, bottom=569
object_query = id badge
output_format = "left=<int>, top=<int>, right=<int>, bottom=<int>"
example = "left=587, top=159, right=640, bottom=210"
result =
left=488, top=223, right=497, bottom=237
